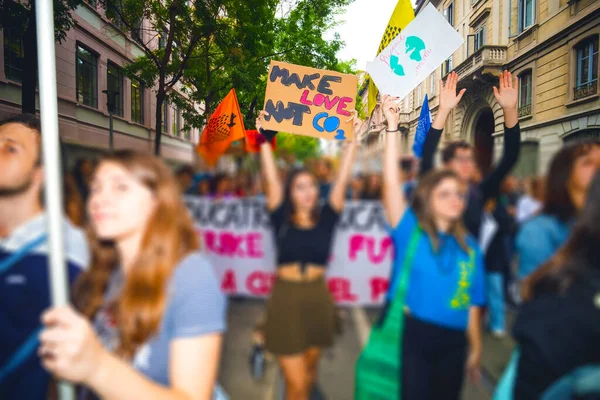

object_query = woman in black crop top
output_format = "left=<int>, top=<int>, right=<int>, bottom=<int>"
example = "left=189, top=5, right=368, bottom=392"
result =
left=256, top=110, right=359, bottom=400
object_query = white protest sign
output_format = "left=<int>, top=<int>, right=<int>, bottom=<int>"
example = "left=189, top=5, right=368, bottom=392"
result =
left=366, top=3, right=464, bottom=99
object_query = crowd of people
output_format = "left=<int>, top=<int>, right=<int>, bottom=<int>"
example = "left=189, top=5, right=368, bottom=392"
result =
left=1, top=69, right=599, bottom=400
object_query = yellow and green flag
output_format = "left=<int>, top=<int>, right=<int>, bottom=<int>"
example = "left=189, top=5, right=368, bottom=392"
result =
left=367, top=0, right=415, bottom=115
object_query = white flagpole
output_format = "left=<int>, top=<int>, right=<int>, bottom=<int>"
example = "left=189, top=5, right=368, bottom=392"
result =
left=34, top=0, right=74, bottom=399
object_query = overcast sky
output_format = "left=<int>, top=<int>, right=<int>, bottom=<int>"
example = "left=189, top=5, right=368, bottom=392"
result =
left=332, top=0, right=417, bottom=71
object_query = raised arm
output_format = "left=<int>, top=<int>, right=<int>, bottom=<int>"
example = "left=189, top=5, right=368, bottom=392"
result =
left=382, top=96, right=406, bottom=228
left=420, top=72, right=466, bottom=176
left=481, top=71, right=521, bottom=202
left=256, top=111, right=283, bottom=211
left=329, top=113, right=360, bottom=212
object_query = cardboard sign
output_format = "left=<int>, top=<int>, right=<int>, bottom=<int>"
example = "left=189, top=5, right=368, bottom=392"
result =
left=366, top=3, right=464, bottom=100
left=262, top=61, right=358, bottom=141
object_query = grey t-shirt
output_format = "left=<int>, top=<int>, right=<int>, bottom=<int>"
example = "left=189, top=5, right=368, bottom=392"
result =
left=93, top=252, right=227, bottom=386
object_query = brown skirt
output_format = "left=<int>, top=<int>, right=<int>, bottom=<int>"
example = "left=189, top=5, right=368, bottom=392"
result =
left=265, top=277, right=336, bottom=356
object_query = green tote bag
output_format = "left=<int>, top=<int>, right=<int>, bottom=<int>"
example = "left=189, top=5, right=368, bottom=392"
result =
left=355, top=226, right=421, bottom=400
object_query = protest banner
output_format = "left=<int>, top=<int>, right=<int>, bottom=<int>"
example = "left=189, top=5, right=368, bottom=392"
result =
left=262, top=61, right=358, bottom=141
left=366, top=3, right=463, bottom=100
left=184, top=197, right=393, bottom=306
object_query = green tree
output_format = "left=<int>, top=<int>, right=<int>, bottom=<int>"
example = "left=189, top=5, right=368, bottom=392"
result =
left=276, top=132, right=320, bottom=162
left=181, top=0, right=354, bottom=129
left=100, top=0, right=210, bottom=155
left=174, top=0, right=279, bottom=130
left=0, top=0, right=83, bottom=113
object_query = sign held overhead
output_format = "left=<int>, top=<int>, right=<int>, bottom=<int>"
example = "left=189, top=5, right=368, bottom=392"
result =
left=366, top=4, right=464, bottom=100
left=262, top=61, right=358, bottom=141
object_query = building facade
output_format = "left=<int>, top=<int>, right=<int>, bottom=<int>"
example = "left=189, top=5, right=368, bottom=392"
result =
left=359, top=0, right=599, bottom=177
left=0, top=2, right=202, bottom=167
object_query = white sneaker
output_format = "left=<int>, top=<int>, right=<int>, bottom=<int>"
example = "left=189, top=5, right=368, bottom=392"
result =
left=491, top=330, right=507, bottom=339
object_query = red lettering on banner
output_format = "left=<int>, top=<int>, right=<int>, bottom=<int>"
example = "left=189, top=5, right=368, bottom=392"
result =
left=328, top=277, right=358, bottom=302
left=247, top=233, right=264, bottom=258
left=246, top=271, right=275, bottom=296
left=370, top=277, right=389, bottom=302
left=202, top=230, right=264, bottom=259
left=221, top=269, right=237, bottom=293
left=349, top=235, right=393, bottom=264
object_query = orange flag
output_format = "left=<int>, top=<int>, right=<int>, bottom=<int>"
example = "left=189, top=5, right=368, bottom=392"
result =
left=196, top=89, right=246, bottom=166
left=244, top=129, right=276, bottom=153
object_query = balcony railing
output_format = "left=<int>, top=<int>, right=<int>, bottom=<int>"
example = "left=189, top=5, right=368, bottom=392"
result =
left=451, top=45, right=507, bottom=81
left=518, top=104, right=532, bottom=118
left=573, top=81, right=598, bottom=101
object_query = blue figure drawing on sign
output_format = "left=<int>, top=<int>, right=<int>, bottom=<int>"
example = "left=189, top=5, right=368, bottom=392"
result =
left=406, top=36, right=426, bottom=61
left=388, top=36, right=426, bottom=76
left=313, top=112, right=346, bottom=140
left=390, top=55, right=405, bottom=76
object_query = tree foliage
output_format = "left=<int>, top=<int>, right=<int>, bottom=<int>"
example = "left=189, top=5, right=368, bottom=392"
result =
left=0, top=0, right=84, bottom=113
left=101, top=0, right=216, bottom=154
left=102, top=0, right=355, bottom=157
left=179, top=0, right=354, bottom=125
left=276, top=132, right=321, bottom=162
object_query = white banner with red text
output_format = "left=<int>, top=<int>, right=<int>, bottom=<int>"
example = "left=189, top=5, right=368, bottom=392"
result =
left=184, top=197, right=393, bottom=306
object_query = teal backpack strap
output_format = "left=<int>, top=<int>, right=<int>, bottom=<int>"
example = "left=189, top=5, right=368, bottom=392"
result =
left=394, top=226, right=421, bottom=305
left=355, top=226, right=422, bottom=400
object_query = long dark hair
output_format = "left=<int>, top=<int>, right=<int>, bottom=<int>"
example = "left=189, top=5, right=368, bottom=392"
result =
left=282, top=168, right=320, bottom=225
left=412, top=169, right=469, bottom=252
left=523, top=171, right=600, bottom=301
left=542, top=140, right=600, bottom=222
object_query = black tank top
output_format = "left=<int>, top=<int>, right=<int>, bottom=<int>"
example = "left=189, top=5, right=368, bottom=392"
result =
left=269, top=203, right=340, bottom=268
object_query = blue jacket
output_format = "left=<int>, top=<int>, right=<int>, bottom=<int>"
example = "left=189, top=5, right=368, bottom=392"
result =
left=516, top=214, right=572, bottom=280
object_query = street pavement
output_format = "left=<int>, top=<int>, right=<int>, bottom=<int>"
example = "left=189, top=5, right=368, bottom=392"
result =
left=219, top=299, right=512, bottom=400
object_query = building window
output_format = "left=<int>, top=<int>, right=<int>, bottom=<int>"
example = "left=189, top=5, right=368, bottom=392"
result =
left=416, top=85, right=422, bottom=106
left=429, top=73, right=436, bottom=96
left=442, top=57, right=453, bottom=76
left=574, top=37, right=598, bottom=101
left=107, top=62, right=124, bottom=117
left=76, top=45, right=98, bottom=108
left=158, top=31, right=167, bottom=50
left=444, top=2, right=455, bottom=27
left=131, top=79, right=143, bottom=124
left=3, top=28, right=24, bottom=82
left=518, top=71, right=532, bottom=117
left=514, top=141, right=539, bottom=178
left=474, top=25, right=486, bottom=52
left=519, top=0, right=535, bottom=33
left=171, top=106, right=180, bottom=136
left=183, top=121, right=191, bottom=140
left=162, top=102, right=168, bottom=132
left=131, top=19, right=143, bottom=43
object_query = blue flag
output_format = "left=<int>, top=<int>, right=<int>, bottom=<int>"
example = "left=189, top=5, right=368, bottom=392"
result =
left=412, top=94, right=432, bottom=158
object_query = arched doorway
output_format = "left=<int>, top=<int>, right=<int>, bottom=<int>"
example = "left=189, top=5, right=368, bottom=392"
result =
left=473, top=108, right=495, bottom=174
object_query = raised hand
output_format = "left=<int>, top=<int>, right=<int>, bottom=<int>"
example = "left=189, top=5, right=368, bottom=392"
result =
left=381, top=95, right=400, bottom=130
left=346, top=110, right=364, bottom=140
left=255, top=110, right=269, bottom=132
left=493, top=70, right=518, bottom=110
left=439, top=71, right=467, bottom=113
left=256, top=110, right=277, bottom=142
